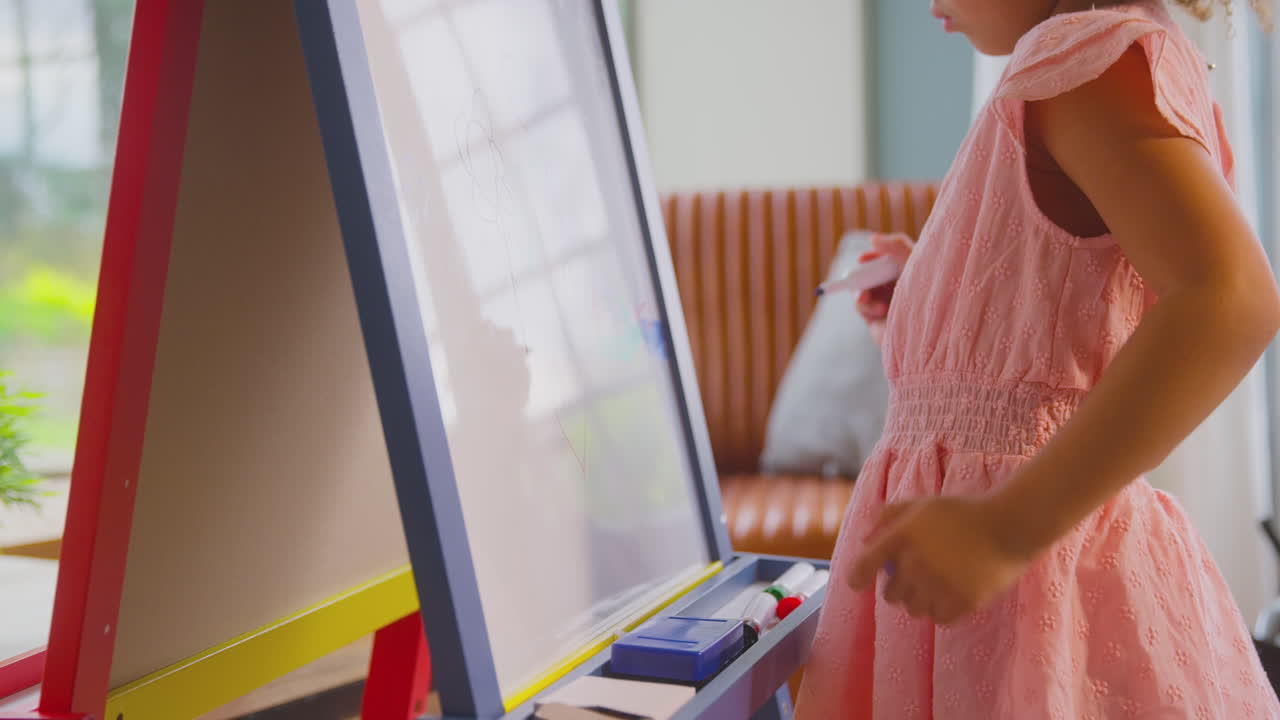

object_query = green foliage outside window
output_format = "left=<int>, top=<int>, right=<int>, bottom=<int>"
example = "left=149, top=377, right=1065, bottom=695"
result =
left=0, top=0, right=133, bottom=460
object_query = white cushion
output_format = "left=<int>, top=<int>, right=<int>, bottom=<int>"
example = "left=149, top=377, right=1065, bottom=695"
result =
left=759, top=231, right=890, bottom=477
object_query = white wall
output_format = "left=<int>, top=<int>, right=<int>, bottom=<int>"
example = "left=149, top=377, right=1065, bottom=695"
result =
left=972, top=54, right=1008, bottom=120
left=631, top=0, right=868, bottom=191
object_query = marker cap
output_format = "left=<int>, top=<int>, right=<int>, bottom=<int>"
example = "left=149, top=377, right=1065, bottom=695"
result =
left=775, top=596, right=803, bottom=621
left=771, top=562, right=815, bottom=597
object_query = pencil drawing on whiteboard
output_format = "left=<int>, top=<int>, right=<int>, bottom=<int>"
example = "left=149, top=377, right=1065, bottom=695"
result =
left=454, top=86, right=593, bottom=477
left=455, top=90, right=509, bottom=225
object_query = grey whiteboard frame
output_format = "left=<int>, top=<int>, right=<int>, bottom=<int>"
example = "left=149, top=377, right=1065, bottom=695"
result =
left=294, top=1, right=503, bottom=715
left=294, top=1, right=731, bottom=717
left=595, top=0, right=732, bottom=560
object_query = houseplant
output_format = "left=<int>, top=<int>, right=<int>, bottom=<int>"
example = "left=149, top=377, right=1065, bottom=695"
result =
left=0, top=372, right=43, bottom=511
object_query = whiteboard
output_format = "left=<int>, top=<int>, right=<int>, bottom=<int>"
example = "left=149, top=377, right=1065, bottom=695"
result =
left=353, top=0, right=712, bottom=697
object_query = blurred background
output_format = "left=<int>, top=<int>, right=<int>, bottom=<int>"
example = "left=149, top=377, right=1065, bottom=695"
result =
left=0, top=0, right=128, bottom=470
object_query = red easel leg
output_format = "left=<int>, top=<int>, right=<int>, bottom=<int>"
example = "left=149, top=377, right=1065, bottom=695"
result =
left=0, top=649, right=45, bottom=708
left=1, top=650, right=78, bottom=720
left=362, top=612, right=431, bottom=720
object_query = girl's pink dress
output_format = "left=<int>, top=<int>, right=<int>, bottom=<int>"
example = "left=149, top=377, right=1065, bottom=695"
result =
left=794, top=3, right=1280, bottom=718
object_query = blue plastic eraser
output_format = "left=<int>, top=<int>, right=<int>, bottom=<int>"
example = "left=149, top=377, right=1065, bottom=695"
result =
left=610, top=616, right=746, bottom=684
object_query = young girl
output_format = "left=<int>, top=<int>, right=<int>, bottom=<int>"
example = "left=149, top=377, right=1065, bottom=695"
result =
left=794, top=1, right=1280, bottom=718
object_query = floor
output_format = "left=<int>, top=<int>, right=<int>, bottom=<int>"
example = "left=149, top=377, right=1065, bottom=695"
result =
left=0, top=478, right=68, bottom=551
left=0, top=555, right=58, bottom=660
left=1, top=476, right=65, bottom=708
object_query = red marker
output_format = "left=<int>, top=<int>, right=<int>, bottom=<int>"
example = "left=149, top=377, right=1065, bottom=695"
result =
left=774, top=570, right=830, bottom=622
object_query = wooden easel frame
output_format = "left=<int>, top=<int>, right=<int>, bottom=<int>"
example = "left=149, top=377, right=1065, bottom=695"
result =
left=0, top=2, right=429, bottom=719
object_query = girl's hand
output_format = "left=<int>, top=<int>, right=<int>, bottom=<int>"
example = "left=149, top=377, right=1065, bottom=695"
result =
left=847, top=496, right=1033, bottom=624
left=854, top=233, right=914, bottom=345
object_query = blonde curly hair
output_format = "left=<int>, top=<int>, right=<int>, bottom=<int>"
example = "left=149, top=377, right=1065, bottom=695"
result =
left=1169, top=0, right=1274, bottom=27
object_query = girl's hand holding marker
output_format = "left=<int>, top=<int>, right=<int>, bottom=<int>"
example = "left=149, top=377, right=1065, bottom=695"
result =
left=815, top=233, right=914, bottom=346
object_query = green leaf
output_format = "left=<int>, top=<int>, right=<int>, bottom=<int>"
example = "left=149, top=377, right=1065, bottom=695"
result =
left=0, top=371, right=45, bottom=520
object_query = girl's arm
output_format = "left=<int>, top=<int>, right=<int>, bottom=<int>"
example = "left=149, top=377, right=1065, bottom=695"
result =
left=990, top=46, right=1280, bottom=557
left=849, top=46, right=1280, bottom=622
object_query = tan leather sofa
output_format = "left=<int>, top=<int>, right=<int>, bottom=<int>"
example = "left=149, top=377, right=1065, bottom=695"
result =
left=660, top=183, right=939, bottom=561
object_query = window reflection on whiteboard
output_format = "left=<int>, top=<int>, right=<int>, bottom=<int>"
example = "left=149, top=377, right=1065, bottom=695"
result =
left=356, top=0, right=711, bottom=696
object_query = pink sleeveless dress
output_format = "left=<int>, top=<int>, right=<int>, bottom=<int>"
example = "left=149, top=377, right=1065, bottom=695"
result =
left=793, top=3, right=1280, bottom=719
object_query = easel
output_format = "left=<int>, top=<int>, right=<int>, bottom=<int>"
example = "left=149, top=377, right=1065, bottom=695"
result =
left=0, top=2, right=828, bottom=719
left=297, top=1, right=823, bottom=718
left=0, top=2, right=430, bottom=718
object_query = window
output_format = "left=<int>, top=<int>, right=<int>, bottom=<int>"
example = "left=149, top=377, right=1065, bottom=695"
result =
left=0, top=0, right=131, bottom=473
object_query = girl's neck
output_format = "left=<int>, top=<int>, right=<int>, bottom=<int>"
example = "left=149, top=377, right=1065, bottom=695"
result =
left=1051, top=0, right=1149, bottom=13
